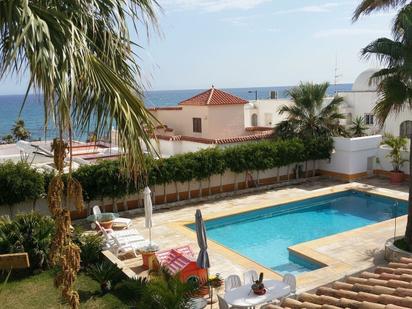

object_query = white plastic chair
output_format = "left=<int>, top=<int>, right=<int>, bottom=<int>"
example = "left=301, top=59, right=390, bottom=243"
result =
left=217, top=295, right=230, bottom=309
left=224, top=274, right=242, bottom=292
left=217, top=295, right=245, bottom=309
left=243, top=270, right=258, bottom=285
left=282, top=273, right=297, bottom=296
left=93, top=205, right=132, bottom=229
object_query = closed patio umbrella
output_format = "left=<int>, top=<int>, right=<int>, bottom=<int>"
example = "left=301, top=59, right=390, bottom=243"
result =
left=144, top=186, right=153, bottom=246
left=195, top=209, right=212, bottom=307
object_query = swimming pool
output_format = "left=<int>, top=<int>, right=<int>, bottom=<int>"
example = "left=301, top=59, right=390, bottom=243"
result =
left=187, top=190, right=407, bottom=275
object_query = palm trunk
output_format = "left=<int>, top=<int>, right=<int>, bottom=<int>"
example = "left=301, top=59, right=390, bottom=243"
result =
left=123, top=197, right=128, bottom=211
left=220, top=173, right=223, bottom=193
left=112, top=198, right=117, bottom=212
left=175, top=182, right=179, bottom=201
left=405, top=140, right=412, bottom=247
left=257, top=170, right=260, bottom=187
left=163, top=183, right=167, bottom=204
left=287, top=165, right=290, bottom=181
left=245, top=171, right=249, bottom=189
left=305, top=161, right=308, bottom=178
left=313, top=160, right=316, bottom=177
left=187, top=181, right=191, bottom=200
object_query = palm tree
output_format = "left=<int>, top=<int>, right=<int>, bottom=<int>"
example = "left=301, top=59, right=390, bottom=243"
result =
left=276, top=82, right=346, bottom=139
left=11, top=119, right=30, bottom=141
left=360, top=4, right=412, bottom=247
left=0, top=1, right=159, bottom=308
left=353, top=0, right=410, bottom=21
left=350, top=116, right=368, bottom=137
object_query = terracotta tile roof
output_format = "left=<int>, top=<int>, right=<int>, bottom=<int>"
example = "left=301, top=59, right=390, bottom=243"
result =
left=179, top=87, right=248, bottom=106
left=245, top=126, right=274, bottom=132
left=148, top=106, right=182, bottom=111
left=154, top=130, right=274, bottom=144
left=270, top=257, right=412, bottom=309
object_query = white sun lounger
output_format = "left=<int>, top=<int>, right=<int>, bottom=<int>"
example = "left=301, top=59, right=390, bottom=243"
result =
left=93, top=205, right=132, bottom=229
left=95, top=221, right=152, bottom=256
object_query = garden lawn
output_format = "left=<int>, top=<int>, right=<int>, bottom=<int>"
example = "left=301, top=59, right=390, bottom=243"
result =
left=0, top=270, right=130, bottom=308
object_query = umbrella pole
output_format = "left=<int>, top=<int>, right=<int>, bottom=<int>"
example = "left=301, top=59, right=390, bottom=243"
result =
left=207, top=268, right=213, bottom=309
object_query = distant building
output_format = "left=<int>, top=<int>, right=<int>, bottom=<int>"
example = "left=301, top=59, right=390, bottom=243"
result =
left=137, top=70, right=412, bottom=157
left=337, top=69, right=412, bottom=137
left=145, top=86, right=275, bottom=157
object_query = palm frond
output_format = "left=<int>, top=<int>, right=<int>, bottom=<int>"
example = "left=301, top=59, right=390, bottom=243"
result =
left=353, top=0, right=409, bottom=21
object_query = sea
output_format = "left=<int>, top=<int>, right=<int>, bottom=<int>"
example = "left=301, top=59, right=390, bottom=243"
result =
left=0, top=84, right=352, bottom=140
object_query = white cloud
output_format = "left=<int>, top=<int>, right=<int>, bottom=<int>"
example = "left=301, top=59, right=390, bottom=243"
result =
left=162, top=0, right=270, bottom=12
left=273, top=2, right=343, bottom=15
left=313, top=28, right=390, bottom=38
left=221, top=15, right=256, bottom=26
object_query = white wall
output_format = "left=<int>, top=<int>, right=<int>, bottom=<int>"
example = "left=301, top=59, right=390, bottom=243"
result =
left=319, top=135, right=382, bottom=175
left=244, top=99, right=292, bottom=127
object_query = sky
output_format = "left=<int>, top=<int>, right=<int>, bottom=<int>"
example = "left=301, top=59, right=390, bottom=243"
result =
left=0, top=0, right=397, bottom=94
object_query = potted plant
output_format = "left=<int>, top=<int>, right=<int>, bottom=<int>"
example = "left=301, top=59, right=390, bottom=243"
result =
left=251, top=272, right=266, bottom=295
left=140, top=244, right=160, bottom=270
left=381, top=134, right=408, bottom=184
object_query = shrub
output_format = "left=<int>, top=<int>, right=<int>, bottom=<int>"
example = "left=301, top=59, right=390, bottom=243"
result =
left=87, top=260, right=124, bottom=293
left=73, top=228, right=104, bottom=267
left=0, top=212, right=55, bottom=269
left=0, top=161, right=44, bottom=207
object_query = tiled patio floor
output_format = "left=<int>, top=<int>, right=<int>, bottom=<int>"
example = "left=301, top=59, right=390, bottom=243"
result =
left=107, top=176, right=410, bottom=305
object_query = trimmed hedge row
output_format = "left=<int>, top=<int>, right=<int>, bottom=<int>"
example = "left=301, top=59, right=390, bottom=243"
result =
left=0, top=137, right=333, bottom=206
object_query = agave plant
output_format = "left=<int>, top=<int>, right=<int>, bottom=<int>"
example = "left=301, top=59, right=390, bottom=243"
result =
left=138, top=267, right=197, bottom=309
left=87, top=260, right=124, bottom=294
left=0, top=213, right=55, bottom=269
left=350, top=116, right=368, bottom=137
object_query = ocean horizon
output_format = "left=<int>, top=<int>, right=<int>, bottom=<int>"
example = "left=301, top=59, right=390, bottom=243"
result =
left=0, top=83, right=352, bottom=140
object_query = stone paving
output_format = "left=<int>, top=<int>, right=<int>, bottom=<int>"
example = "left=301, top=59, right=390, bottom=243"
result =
left=115, top=176, right=409, bottom=302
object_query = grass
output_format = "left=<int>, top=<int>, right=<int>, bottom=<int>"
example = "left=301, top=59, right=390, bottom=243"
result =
left=0, top=270, right=130, bottom=308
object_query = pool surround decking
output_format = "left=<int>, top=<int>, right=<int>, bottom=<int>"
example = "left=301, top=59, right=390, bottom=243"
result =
left=171, top=182, right=408, bottom=291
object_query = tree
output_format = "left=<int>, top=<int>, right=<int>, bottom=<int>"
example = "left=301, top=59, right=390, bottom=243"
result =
left=12, top=119, right=30, bottom=141
left=353, top=0, right=409, bottom=21
left=357, top=3, right=412, bottom=247
left=276, top=82, right=346, bottom=139
left=0, top=1, right=159, bottom=308
left=350, top=116, right=368, bottom=137
left=1, top=134, right=14, bottom=144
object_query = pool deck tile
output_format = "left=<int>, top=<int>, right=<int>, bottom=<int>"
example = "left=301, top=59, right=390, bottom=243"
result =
left=120, top=177, right=409, bottom=296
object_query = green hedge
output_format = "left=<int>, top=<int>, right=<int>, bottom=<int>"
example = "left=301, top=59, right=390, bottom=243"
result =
left=0, top=137, right=333, bottom=205
left=0, top=161, right=44, bottom=206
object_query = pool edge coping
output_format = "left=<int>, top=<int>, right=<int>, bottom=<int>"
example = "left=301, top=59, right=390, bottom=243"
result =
left=168, top=182, right=408, bottom=287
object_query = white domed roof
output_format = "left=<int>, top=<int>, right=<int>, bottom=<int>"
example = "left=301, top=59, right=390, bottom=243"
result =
left=352, top=69, right=379, bottom=91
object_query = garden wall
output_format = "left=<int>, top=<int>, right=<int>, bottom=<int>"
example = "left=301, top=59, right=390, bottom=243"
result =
left=0, top=165, right=318, bottom=219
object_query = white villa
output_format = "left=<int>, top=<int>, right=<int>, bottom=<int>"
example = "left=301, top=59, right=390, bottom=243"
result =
left=144, top=69, right=412, bottom=158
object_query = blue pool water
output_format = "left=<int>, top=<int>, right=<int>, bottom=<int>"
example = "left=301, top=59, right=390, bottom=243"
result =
left=187, top=191, right=407, bottom=275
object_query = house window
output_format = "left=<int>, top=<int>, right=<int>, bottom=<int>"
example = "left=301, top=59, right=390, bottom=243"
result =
left=364, top=114, right=374, bottom=125
left=193, top=118, right=202, bottom=133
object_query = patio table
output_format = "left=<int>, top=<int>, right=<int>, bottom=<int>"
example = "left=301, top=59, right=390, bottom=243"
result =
left=86, top=213, right=120, bottom=222
left=224, top=279, right=290, bottom=308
